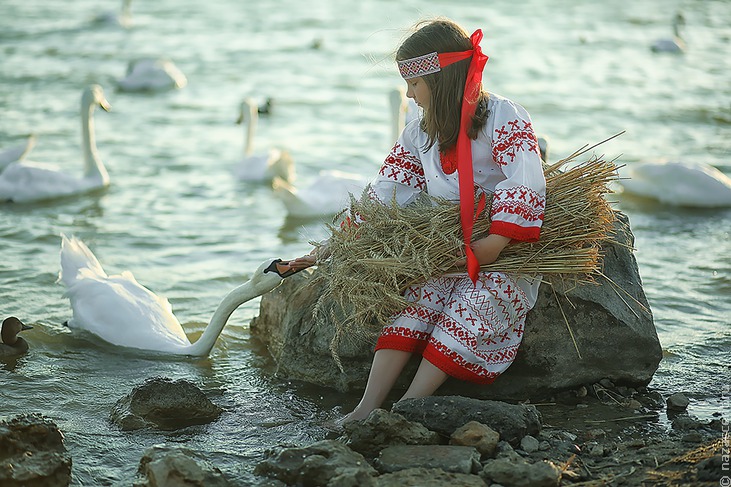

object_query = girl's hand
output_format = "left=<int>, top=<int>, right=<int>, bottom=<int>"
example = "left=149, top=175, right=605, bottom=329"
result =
left=453, top=234, right=512, bottom=269
left=284, top=254, right=317, bottom=271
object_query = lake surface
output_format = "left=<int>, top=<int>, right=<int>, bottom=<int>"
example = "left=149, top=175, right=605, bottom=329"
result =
left=1, top=0, right=729, bottom=485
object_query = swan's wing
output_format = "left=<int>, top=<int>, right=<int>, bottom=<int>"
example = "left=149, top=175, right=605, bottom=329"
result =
left=64, top=269, right=191, bottom=350
left=0, top=136, right=36, bottom=170
left=0, top=162, right=99, bottom=203
left=59, top=234, right=108, bottom=287
left=624, top=162, right=731, bottom=207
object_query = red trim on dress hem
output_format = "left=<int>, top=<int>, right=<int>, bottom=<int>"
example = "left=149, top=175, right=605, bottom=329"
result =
left=376, top=336, right=499, bottom=385
left=489, top=220, right=541, bottom=242
left=422, top=346, right=497, bottom=384
left=375, top=335, right=428, bottom=354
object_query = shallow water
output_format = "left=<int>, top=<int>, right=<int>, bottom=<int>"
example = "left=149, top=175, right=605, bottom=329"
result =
left=1, top=1, right=729, bottom=485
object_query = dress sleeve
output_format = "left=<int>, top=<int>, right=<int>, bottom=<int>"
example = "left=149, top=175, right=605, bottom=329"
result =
left=488, top=100, right=547, bottom=242
left=366, top=121, right=426, bottom=207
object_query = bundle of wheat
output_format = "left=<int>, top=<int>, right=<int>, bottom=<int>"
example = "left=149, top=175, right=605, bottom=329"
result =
left=308, top=137, right=622, bottom=361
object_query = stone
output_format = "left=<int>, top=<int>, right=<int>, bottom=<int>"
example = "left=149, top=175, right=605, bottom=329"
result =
left=250, top=213, right=662, bottom=400
left=342, top=409, right=440, bottom=458
left=0, top=414, right=72, bottom=487
left=110, top=377, right=223, bottom=430
left=666, top=392, right=690, bottom=411
left=132, top=444, right=231, bottom=487
left=375, top=445, right=481, bottom=475
left=481, top=457, right=561, bottom=487
left=254, top=439, right=376, bottom=486
left=392, top=396, right=541, bottom=446
left=375, top=467, right=487, bottom=487
left=450, top=421, right=500, bottom=458
left=520, top=435, right=540, bottom=453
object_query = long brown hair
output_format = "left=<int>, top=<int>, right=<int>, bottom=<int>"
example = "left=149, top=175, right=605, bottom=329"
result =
left=397, top=18, right=489, bottom=154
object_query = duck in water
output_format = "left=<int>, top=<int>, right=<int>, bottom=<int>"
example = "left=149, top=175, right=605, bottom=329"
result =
left=1, top=317, right=32, bottom=358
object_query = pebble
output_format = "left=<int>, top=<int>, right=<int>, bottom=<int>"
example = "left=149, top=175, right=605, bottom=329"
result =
left=666, top=392, right=690, bottom=411
left=520, top=435, right=540, bottom=453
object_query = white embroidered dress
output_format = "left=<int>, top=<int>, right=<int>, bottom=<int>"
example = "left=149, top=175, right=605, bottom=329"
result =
left=367, top=92, right=547, bottom=384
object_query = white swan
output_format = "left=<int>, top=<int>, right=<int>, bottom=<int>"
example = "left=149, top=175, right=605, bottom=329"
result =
left=232, top=98, right=295, bottom=183
left=0, top=85, right=110, bottom=203
left=92, top=0, right=132, bottom=28
left=651, top=12, right=686, bottom=53
left=620, top=160, right=731, bottom=208
left=58, top=235, right=287, bottom=356
left=272, top=169, right=368, bottom=218
left=117, top=58, right=187, bottom=92
left=0, top=134, right=36, bottom=173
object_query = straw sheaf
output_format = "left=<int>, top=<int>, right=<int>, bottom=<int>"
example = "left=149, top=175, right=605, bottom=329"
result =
left=308, top=138, right=622, bottom=368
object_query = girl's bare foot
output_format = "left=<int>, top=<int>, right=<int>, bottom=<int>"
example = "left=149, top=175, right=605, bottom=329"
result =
left=335, top=407, right=372, bottom=427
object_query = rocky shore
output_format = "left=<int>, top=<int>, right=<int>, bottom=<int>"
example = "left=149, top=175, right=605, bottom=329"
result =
left=1, top=377, right=725, bottom=486
left=252, top=384, right=726, bottom=487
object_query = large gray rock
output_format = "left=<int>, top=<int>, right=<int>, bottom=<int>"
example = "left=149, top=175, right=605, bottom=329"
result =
left=251, top=212, right=661, bottom=400
left=0, top=414, right=72, bottom=487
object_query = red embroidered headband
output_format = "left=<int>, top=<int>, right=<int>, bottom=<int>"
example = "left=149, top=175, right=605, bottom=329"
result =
left=397, top=49, right=473, bottom=79
left=398, top=29, right=489, bottom=284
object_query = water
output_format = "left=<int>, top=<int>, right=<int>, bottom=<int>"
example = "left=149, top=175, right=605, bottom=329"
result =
left=1, top=0, right=729, bottom=485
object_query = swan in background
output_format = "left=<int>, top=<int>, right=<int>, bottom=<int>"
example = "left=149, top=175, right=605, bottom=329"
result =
left=117, top=58, right=187, bottom=92
left=0, top=134, right=36, bottom=173
left=0, top=317, right=32, bottom=359
left=92, top=0, right=132, bottom=28
left=388, top=86, right=419, bottom=144
left=257, top=97, right=274, bottom=116
left=0, top=85, right=111, bottom=203
left=58, top=235, right=286, bottom=356
left=620, top=160, right=731, bottom=208
left=537, top=135, right=550, bottom=163
left=272, top=169, right=368, bottom=218
left=651, top=12, right=686, bottom=53
left=232, top=98, right=294, bottom=183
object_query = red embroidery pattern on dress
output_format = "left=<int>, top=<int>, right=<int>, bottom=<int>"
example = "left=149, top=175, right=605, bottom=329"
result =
left=492, top=185, right=545, bottom=223
left=375, top=271, right=532, bottom=382
left=379, top=143, right=426, bottom=190
left=492, top=119, right=539, bottom=166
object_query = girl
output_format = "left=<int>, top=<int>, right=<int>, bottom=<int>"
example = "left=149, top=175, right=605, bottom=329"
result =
left=286, top=17, right=546, bottom=424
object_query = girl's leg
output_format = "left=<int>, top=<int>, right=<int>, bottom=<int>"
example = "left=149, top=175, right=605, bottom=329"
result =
left=339, top=348, right=412, bottom=424
left=399, top=357, right=449, bottom=401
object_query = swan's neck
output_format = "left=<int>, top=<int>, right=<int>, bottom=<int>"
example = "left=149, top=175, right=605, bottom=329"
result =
left=82, top=101, right=109, bottom=183
left=244, top=108, right=257, bottom=157
left=187, top=281, right=258, bottom=356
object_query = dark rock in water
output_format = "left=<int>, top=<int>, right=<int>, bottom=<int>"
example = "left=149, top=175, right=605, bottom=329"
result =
left=0, top=413, right=72, bottom=487
left=666, top=392, right=690, bottom=411
left=250, top=211, right=662, bottom=400
left=133, top=444, right=231, bottom=487
left=110, top=377, right=222, bottom=431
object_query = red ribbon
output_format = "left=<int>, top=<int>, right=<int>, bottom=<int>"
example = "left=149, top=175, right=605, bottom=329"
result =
left=452, top=29, right=489, bottom=284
